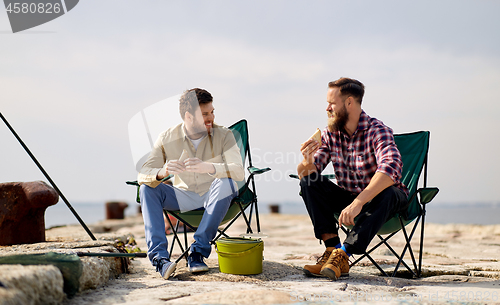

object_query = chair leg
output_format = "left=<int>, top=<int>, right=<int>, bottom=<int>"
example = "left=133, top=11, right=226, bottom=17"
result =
left=338, top=208, right=426, bottom=278
left=379, top=236, right=415, bottom=277
left=365, top=252, right=389, bottom=276
left=164, top=211, right=197, bottom=264
left=211, top=228, right=230, bottom=244
left=175, top=248, right=191, bottom=264
left=392, top=217, right=420, bottom=277
left=166, top=197, right=261, bottom=261
left=236, top=201, right=253, bottom=234
left=404, top=217, right=421, bottom=273
left=183, top=223, right=189, bottom=261
left=164, top=211, right=185, bottom=260
left=418, top=206, right=427, bottom=277
left=352, top=231, right=416, bottom=277
left=212, top=199, right=259, bottom=242
left=350, top=245, right=388, bottom=276
left=339, top=223, right=393, bottom=276
left=249, top=177, right=260, bottom=233
left=254, top=200, right=261, bottom=233
left=350, top=232, right=397, bottom=266
left=170, top=222, right=184, bottom=253
left=169, top=221, right=180, bottom=255
left=212, top=211, right=243, bottom=241
left=247, top=203, right=254, bottom=233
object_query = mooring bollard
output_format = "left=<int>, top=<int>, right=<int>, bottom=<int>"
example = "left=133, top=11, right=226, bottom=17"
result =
left=0, top=181, right=59, bottom=246
left=105, top=201, right=128, bottom=219
left=269, top=204, right=280, bottom=214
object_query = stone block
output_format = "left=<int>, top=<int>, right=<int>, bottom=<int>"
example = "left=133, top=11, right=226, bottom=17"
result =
left=0, top=252, right=82, bottom=298
left=0, top=264, right=65, bottom=305
left=0, top=181, right=59, bottom=246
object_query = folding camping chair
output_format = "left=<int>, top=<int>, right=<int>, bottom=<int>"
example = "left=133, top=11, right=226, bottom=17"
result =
left=127, top=119, right=270, bottom=261
left=292, top=131, right=439, bottom=278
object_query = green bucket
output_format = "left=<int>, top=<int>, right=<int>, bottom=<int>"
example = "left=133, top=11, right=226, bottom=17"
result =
left=215, top=237, right=264, bottom=275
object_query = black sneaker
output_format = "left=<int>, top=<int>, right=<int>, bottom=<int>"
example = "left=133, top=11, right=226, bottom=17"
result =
left=153, top=257, right=176, bottom=279
left=187, top=252, right=209, bottom=273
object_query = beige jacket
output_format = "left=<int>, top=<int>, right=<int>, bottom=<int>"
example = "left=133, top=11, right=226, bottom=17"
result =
left=138, top=122, right=244, bottom=195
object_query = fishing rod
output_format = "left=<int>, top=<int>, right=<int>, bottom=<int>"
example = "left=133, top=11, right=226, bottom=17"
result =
left=0, top=112, right=96, bottom=241
left=76, top=252, right=147, bottom=258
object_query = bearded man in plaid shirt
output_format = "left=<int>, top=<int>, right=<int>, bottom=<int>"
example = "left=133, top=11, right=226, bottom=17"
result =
left=297, top=77, right=409, bottom=280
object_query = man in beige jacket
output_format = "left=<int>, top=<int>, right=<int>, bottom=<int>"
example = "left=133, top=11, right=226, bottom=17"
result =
left=138, top=88, right=244, bottom=279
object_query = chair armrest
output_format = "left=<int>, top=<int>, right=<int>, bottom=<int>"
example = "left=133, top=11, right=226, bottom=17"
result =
left=126, top=176, right=173, bottom=204
left=289, top=174, right=335, bottom=180
left=125, top=180, right=140, bottom=203
left=126, top=174, right=172, bottom=186
left=418, top=187, right=439, bottom=205
left=161, top=175, right=173, bottom=182
left=247, top=166, right=271, bottom=175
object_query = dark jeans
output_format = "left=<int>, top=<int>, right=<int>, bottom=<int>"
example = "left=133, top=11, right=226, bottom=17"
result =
left=299, top=172, right=408, bottom=255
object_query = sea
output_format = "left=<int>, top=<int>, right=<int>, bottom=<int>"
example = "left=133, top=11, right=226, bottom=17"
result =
left=44, top=201, right=500, bottom=229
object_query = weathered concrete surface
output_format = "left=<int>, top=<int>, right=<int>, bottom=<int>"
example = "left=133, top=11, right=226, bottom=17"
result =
left=167, top=289, right=294, bottom=304
left=0, top=264, right=64, bottom=305
left=61, top=214, right=500, bottom=305
left=0, top=181, right=58, bottom=245
left=78, top=250, right=128, bottom=291
left=0, top=227, right=135, bottom=305
left=1, top=214, right=500, bottom=305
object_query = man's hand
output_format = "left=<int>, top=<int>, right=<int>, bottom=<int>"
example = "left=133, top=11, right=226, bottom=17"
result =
left=338, top=199, right=364, bottom=228
left=166, top=159, right=187, bottom=175
left=156, top=160, right=186, bottom=180
left=300, top=139, right=320, bottom=165
left=297, top=139, right=320, bottom=178
left=157, top=160, right=185, bottom=180
left=337, top=172, right=395, bottom=227
left=185, top=158, right=215, bottom=174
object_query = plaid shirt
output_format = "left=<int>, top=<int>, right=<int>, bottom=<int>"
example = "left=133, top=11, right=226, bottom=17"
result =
left=314, top=111, right=408, bottom=196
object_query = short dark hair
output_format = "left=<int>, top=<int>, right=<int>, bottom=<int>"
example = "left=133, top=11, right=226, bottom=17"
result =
left=179, top=88, right=213, bottom=120
left=328, top=77, right=365, bottom=104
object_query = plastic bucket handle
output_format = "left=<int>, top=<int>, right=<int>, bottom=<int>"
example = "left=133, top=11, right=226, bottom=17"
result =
left=215, top=242, right=263, bottom=257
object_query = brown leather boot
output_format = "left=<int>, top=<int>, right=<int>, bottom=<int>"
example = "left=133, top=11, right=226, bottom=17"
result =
left=303, top=247, right=335, bottom=277
left=320, top=248, right=350, bottom=280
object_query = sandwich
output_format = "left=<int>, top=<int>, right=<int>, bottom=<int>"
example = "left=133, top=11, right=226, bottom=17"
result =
left=178, top=149, right=189, bottom=162
left=158, top=149, right=189, bottom=178
left=309, top=128, right=321, bottom=143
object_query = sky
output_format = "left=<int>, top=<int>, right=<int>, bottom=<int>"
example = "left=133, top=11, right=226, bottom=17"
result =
left=1, top=0, right=500, bottom=209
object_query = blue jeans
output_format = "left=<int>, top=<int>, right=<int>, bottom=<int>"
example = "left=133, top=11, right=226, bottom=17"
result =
left=139, top=178, right=237, bottom=265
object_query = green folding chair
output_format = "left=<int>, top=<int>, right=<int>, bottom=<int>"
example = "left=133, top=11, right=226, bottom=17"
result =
left=347, top=131, right=439, bottom=277
left=292, top=131, right=439, bottom=278
left=127, top=119, right=270, bottom=261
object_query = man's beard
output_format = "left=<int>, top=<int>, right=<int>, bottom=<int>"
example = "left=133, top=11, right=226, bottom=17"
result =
left=192, top=125, right=209, bottom=138
left=327, top=104, right=348, bottom=133
left=191, top=128, right=208, bottom=139
left=187, top=120, right=209, bottom=139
